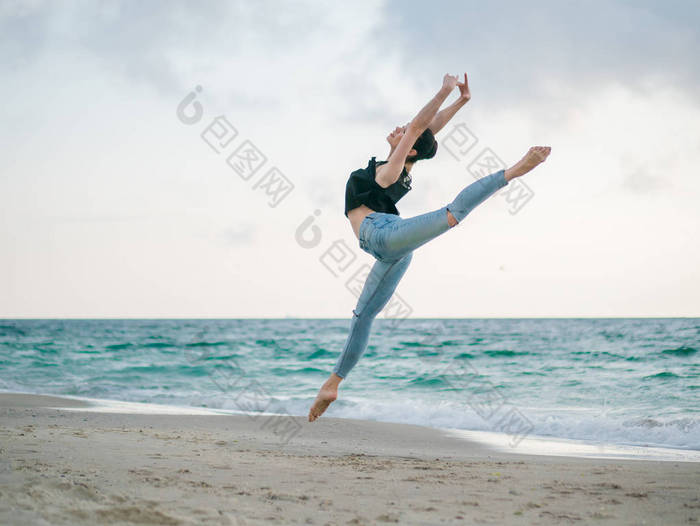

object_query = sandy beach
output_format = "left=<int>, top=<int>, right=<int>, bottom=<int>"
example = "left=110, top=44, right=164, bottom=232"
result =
left=0, top=393, right=698, bottom=525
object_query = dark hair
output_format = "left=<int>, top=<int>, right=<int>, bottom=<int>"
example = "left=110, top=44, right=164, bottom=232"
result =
left=407, top=128, right=438, bottom=163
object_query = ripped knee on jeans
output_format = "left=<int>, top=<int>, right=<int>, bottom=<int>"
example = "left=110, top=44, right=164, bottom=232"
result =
left=446, top=208, right=459, bottom=228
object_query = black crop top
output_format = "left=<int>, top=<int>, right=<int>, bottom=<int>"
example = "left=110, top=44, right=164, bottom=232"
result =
left=344, top=157, right=412, bottom=217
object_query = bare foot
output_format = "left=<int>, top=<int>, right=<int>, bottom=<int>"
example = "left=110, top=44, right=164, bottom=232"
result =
left=504, top=146, right=551, bottom=182
left=308, top=374, right=342, bottom=422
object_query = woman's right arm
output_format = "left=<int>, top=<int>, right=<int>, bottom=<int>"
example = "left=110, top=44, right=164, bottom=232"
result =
left=375, top=74, right=458, bottom=188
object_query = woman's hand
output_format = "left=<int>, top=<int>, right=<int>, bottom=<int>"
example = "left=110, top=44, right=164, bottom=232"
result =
left=442, top=73, right=459, bottom=92
left=457, top=73, right=470, bottom=102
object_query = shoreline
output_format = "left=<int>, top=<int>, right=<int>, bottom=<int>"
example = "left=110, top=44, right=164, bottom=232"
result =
left=3, top=316, right=698, bottom=319
left=1, top=392, right=699, bottom=525
left=3, top=390, right=698, bottom=463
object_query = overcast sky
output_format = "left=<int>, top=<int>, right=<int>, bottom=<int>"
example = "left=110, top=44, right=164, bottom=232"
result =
left=1, top=0, right=699, bottom=318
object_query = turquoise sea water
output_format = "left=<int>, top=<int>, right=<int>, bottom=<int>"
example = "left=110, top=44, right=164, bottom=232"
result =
left=1, top=318, right=698, bottom=450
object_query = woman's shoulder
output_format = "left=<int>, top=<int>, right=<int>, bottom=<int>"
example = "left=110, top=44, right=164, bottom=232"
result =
left=348, top=157, right=383, bottom=177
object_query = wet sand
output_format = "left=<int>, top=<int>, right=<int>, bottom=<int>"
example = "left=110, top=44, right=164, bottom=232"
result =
left=0, top=393, right=698, bottom=525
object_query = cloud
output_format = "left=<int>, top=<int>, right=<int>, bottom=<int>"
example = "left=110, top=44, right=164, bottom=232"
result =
left=222, top=225, right=256, bottom=246
left=1, top=1, right=374, bottom=96
left=378, top=0, right=700, bottom=103
left=621, top=168, right=666, bottom=194
left=2, top=1, right=699, bottom=317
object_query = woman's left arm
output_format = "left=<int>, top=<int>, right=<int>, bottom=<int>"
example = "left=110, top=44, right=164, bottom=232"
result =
left=428, top=73, right=471, bottom=135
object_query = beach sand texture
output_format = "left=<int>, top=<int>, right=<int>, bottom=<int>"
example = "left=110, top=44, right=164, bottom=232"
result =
left=0, top=394, right=698, bottom=525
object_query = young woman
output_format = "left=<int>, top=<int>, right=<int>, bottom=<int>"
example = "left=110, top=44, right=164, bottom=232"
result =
left=308, top=73, right=551, bottom=422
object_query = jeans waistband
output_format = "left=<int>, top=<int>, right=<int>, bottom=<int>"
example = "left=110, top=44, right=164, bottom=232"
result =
left=358, top=213, right=379, bottom=248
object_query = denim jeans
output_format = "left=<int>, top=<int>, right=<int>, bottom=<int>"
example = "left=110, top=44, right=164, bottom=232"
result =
left=332, top=169, right=508, bottom=378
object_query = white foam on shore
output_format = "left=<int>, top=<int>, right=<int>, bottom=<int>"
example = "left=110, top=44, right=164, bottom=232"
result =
left=9, top=391, right=700, bottom=462
left=46, top=394, right=241, bottom=416
left=444, top=428, right=700, bottom=463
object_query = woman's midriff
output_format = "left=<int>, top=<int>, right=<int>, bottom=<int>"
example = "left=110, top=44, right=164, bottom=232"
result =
left=347, top=204, right=375, bottom=240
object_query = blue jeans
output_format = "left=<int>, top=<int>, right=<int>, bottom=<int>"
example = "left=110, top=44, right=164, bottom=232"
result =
left=333, top=169, right=508, bottom=378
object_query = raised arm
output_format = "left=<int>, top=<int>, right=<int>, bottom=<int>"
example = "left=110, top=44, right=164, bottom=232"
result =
left=427, top=72, right=471, bottom=135
left=375, top=74, right=459, bottom=188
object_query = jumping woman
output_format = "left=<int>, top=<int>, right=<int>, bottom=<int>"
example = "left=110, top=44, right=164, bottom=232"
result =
left=308, top=72, right=551, bottom=422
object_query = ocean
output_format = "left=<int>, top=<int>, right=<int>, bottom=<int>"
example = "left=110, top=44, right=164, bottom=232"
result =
left=1, top=318, right=698, bottom=452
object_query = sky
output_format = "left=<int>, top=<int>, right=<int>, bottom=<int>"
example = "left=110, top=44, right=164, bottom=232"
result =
left=1, top=0, right=699, bottom=318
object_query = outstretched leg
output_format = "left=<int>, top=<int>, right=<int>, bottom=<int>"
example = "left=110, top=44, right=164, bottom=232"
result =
left=370, top=171, right=505, bottom=262
left=308, top=252, right=413, bottom=421
left=377, top=146, right=551, bottom=262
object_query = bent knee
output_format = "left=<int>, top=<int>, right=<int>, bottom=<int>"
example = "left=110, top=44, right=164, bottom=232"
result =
left=446, top=209, right=459, bottom=228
